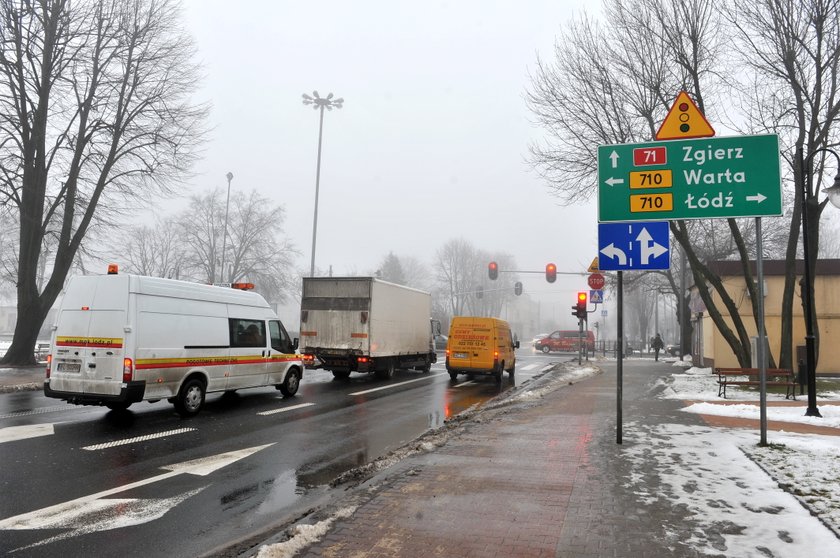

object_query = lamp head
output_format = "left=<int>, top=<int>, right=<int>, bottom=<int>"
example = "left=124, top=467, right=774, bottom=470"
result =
left=823, top=172, right=840, bottom=209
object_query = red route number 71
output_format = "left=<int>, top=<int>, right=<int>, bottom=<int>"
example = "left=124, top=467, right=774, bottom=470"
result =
left=633, top=146, right=667, bottom=166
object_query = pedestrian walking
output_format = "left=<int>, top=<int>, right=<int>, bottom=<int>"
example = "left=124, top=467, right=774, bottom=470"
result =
left=651, top=333, right=664, bottom=361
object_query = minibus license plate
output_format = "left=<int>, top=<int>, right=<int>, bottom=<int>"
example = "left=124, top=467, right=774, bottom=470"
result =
left=57, top=362, right=81, bottom=373
left=453, top=352, right=468, bottom=359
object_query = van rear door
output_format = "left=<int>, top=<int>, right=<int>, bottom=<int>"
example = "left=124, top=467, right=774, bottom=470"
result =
left=51, top=276, right=128, bottom=396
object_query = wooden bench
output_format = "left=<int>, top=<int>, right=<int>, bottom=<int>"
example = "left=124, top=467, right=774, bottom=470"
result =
left=714, top=367, right=797, bottom=400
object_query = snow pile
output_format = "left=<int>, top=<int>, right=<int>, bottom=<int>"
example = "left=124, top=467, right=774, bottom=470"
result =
left=623, top=422, right=840, bottom=554
left=255, top=506, right=357, bottom=558
left=683, top=402, right=840, bottom=428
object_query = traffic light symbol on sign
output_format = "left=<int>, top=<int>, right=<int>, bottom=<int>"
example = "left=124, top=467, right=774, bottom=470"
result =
left=545, top=263, right=557, bottom=283
left=655, top=91, right=715, bottom=140
left=488, top=261, right=499, bottom=280
left=514, top=281, right=522, bottom=296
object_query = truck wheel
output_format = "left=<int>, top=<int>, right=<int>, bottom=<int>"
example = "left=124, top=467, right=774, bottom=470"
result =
left=106, top=402, right=131, bottom=411
left=377, top=360, right=395, bottom=379
left=541, top=345, right=550, bottom=354
left=332, top=370, right=351, bottom=380
left=278, top=369, right=300, bottom=397
left=421, top=357, right=432, bottom=373
left=174, top=378, right=205, bottom=417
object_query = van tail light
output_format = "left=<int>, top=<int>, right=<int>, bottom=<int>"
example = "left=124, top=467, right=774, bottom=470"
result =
left=123, top=358, right=133, bottom=382
left=494, top=351, right=499, bottom=359
left=46, top=354, right=52, bottom=378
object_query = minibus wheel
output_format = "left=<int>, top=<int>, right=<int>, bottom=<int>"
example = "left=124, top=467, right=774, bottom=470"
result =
left=278, top=370, right=300, bottom=397
left=175, top=378, right=205, bottom=417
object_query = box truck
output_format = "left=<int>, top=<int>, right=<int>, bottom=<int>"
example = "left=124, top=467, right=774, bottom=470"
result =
left=299, top=277, right=438, bottom=379
left=44, top=269, right=303, bottom=416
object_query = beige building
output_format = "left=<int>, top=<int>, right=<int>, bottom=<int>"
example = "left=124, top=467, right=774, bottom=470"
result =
left=695, top=259, right=840, bottom=374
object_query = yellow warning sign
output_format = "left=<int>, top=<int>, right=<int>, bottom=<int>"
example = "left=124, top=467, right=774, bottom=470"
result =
left=655, top=91, right=715, bottom=140
left=587, top=257, right=599, bottom=273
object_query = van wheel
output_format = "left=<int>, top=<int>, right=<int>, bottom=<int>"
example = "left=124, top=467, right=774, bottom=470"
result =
left=449, top=372, right=458, bottom=381
left=541, top=345, right=550, bottom=354
left=174, top=378, right=205, bottom=417
left=508, top=361, right=515, bottom=376
left=278, top=370, right=300, bottom=397
left=495, top=363, right=503, bottom=384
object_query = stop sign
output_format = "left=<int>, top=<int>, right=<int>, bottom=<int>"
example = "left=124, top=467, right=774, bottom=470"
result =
left=588, top=273, right=605, bottom=290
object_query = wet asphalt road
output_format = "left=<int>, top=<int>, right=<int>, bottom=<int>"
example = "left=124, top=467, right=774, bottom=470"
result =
left=0, top=351, right=571, bottom=557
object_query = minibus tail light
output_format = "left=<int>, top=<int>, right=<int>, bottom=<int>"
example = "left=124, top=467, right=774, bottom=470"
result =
left=46, top=354, right=52, bottom=378
left=123, top=358, right=133, bottom=382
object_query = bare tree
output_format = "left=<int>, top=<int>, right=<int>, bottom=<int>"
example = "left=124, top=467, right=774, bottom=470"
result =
left=435, top=239, right=479, bottom=317
left=175, top=188, right=298, bottom=304
left=119, top=217, right=185, bottom=278
left=527, top=0, right=840, bottom=367
left=0, top=0, right=207, bottom=364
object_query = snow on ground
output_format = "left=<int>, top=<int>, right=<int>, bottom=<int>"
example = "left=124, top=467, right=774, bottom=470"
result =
left=623, top=421, right=840, bottom=555
left=653, top=364, right=840, bottom=545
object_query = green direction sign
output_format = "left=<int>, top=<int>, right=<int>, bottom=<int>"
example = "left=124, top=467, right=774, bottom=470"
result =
left=597, top=134, right=782, bottom=222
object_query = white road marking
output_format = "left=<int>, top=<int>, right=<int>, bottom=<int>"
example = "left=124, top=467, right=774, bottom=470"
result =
left=349, top=372, right=447, bottom=396
left=257, top=402, right=315, bottom=416
left=520, top=363, right=538, bottom=371
left=82, top=427, right=197, bottom=451
left=0, top=405, right=77, bottom=420
left=454, top=381, right=477, bottom=388
left=0, top=423, right=55, bottom=444
left=0, top=444, right=274, bottom=533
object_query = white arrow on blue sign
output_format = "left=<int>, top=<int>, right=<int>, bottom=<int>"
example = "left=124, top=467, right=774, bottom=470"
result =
left=598, top=222, right=670, bottom=271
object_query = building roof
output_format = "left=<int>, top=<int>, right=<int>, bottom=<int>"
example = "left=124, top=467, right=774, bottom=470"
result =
left=708, top=259, right=840, bottom=276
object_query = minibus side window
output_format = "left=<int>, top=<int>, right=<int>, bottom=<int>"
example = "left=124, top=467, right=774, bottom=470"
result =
left=230, top=318, right=266, bottom=348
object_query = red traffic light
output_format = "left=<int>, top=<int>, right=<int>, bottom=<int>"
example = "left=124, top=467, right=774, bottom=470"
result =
left=575, top=292, right=587, bottom=320
left=545, top=263, right=557, bottom=283
left=488, top=261, right=499, bottom=280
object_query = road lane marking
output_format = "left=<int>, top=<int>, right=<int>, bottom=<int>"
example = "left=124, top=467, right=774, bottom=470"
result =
left=0, top=405, right=77, bottom=420
left=0, top=444, right=273, bottom=549
left=454, top=381, right=477, bottom=388
left=257, top=402, right=315, bottom=416
left=349, top=372, right=447, bottom=396
left=0, top=423, right=55, bottom=444
left=82, top=427, right=196, bottom=451
left=520, top=364, right=538, bottom=371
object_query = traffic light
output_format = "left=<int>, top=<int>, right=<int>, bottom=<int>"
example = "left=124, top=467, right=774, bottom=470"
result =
left=514, top=281, right=522, bottom=296
left=576, top=291, right=587, bottom=320
left=545, top=263, right=557, bottom=283
left=488, top=261, right=498, bottom=280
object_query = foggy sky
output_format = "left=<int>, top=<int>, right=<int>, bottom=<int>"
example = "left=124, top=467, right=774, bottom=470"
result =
left=178, top=0, right=602, bottom=324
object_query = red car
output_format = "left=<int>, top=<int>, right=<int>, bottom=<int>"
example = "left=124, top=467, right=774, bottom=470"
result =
left=535, top=330, right=595, bottom=353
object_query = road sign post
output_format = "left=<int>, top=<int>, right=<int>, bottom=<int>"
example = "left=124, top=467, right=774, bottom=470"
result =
left=598, top=134, right=782, bottom=222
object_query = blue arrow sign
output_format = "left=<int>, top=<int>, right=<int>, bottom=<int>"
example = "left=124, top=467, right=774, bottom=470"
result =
left=598, top=222, right=670, bottom=271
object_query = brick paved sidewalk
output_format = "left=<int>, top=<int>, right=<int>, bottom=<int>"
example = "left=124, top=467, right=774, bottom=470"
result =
left=256, top=363, right=713, bottom=558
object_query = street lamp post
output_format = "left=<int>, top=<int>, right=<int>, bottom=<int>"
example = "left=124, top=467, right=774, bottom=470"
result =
left=220, top=171, right=233, bottom=283
left=799, top=147, right=840, bottom=418
left=302, top=91, right=343, bottom=277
